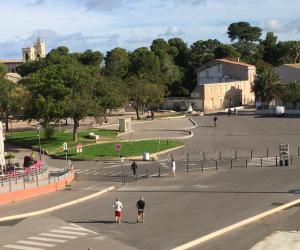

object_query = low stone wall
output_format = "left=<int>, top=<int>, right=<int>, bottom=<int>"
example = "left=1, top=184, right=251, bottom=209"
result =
left=0, top=171, right=74, bottom=205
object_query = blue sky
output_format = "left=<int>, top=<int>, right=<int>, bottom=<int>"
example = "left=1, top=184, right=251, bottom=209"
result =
left=1, top=0, right=300, bottom=59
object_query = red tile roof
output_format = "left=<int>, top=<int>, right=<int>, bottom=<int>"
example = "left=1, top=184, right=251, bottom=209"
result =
left=216, top=58, right=255, bottom=68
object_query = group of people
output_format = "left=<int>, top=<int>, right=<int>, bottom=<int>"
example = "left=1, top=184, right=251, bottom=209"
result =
left=227, top=107, right=238, bottom=117
left=213, top=107, right=238, bottom=127
left=113, top=197, right=145, bottom=223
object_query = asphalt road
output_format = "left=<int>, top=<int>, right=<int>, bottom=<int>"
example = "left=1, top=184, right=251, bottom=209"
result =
left=2, top=114, right=300, bottom=249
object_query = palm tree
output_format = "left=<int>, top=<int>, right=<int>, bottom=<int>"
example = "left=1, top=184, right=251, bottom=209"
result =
left=251, top=66, right=281, bottom=108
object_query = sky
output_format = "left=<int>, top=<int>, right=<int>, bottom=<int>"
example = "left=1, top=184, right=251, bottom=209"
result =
left=0, top=0, right=300, bottom=59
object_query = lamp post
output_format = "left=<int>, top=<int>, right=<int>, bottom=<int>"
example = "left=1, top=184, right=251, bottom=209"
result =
left=37, top=125, right=42, bottom=160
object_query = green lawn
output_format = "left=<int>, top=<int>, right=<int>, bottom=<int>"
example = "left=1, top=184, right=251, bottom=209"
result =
left=54, top=140, right=183, bottom=160
left=6, top=128, right=118, bottom=153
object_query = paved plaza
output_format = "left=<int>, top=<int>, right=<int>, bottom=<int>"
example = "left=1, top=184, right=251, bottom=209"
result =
left=2, top=113, right=300, bottom=249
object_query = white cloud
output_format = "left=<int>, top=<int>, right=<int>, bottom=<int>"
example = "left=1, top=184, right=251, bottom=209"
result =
left=160, top=26, right=184, bottom=37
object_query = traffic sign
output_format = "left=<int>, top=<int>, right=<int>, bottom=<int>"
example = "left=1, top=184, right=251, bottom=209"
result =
left=115, top=144, right=121, bottom=151
left=63, top=142, right=68, bottom=151
left=76, top=143, right=83, bottom=153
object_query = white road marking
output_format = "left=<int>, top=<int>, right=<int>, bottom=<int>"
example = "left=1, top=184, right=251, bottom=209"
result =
left=28, top=237, right=65, bottom=243
left=86, top=170, right=98, bottom=174
left=111, top=172, right=122, bottom=177
left=104, top=165, right=119, bottom=169
left=75, top=169, right=89, bottom=173
left=17, top=241, right=55, bottom=247
left=68, top=223, right=99, bottom=234
left=39, top=233, right=77, bottom=239
left=3, top=245, right=44, bottom=250
left=50, top=230, right=87, bottom=236
left=92, top=172, right=101, bottom=175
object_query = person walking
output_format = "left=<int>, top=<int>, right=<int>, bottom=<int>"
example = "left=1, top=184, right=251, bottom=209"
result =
left=113, top=198, right=123, bottom=223
left=227, top=108, right=231, bottom=117
left=234, top=107, right=237, bottom=115
left=213, top=116, right=218, bottom=127
left=171, top=158, right=176, bottom=177
left=131, top=160, right=137, bottom=181
left=136, top=197, right=145, bottom=223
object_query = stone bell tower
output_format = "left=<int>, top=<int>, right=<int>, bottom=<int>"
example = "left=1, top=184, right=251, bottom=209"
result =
left=22, top=38, right=46, bottom=62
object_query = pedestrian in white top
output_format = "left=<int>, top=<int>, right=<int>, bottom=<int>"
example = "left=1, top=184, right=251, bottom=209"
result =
left=113, top=198, right=123, bottom=223
left=171, top=159, right=176, bottom=177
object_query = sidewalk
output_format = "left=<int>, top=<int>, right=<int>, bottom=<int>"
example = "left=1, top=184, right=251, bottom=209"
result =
left=0, top=180, right=117, bottom=218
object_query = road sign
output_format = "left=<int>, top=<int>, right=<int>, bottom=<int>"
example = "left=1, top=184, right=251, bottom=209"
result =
left=77, top=143, right=83, bottom=153
left=115, top=144, right=121, bottom=151
left=63, top=142, right=68, bottom=151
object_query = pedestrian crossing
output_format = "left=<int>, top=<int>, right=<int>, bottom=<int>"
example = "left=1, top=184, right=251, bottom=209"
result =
left=2, top=223, right=93, bottom=250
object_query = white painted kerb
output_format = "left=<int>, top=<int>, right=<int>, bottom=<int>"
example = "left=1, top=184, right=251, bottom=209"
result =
left=172, top=197, right=300, bottom=250
left=0, top=186, right=115, bottom=222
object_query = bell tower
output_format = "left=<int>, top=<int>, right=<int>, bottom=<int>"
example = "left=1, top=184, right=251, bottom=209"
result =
left=34, top=37, right=46, bottom=59
left=22, top=38, right=46, bottom=62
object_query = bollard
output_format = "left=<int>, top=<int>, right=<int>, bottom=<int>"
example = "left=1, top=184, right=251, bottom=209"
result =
left=9, top=177, right=11, bottom=192
left=203, top=152, right=206, bottom=162
left=23, top=178, right=25, bottom=189
left=251, top=149, right=253, bottom=159
left=219, top=151, right=222, bottom=160
left=276, top=156, right=278, bottom=166
left=246, top=158, right=248, bottom=168
left=231, top=159, right=233, bottom=169
left=215, top=160, right=218, bottom=170
left=261, top=157, right=263, bottom=167
left=298, top=147, right=300, bottom=156
left=201, top=161, right=204, bottom=172
left=267, top=148, right=269, bottom=158
left=159, top=165, right=161, bottom=177
left=235, top=150, right=237, bottom=160
left=36, top=174, right=39, bottom=186
left=291, top=156, right=293, bottom=166
left=186, top=153, right=189, bottom=173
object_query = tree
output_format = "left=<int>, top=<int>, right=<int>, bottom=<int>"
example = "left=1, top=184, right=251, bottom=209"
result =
left=128, top=47, right=161, bottom=81
left=64, top=64, right=95, bottom=141
left=76, top=49, right=103, bottom=66
left=228, top=22, right=262, bottom=64
left=228, top=22, right=262, bottom=43
left=21, top=64, right=71, bottom=138
left=104, top=48, right=129, bottom=78
left=126, top=74, right=165, bottom=120
left=262, top=32, right=278, bottom=65
left=214, top=45, right=241, bottom=59
left=0, top=63, right=27, bottom=131
left=251, top=65, right=281, bottom=108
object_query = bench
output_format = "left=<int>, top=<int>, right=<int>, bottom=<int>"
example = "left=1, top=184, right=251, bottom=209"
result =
left=89, top=132, right=99, bottom=140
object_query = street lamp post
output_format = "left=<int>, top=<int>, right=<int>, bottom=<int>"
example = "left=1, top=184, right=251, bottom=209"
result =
left=37, top=125, right=42, bottom=160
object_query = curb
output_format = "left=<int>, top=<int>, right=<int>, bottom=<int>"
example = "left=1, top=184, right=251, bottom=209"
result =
left=0, top=172, right=75, bottom=205
left=128, top=145, right=186, bottom=161
left=0, top=186, right=115, bottom=222
left=171, top=197, right=300, bottom=250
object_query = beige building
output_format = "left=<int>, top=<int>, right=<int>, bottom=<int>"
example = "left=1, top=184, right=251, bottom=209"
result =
left=192, top=59, right=256, bottom=111
left=0, top=38, right=46, bottom=74
left=22, top=37, right=46, bottom=62
left=275, top=64, right=300, bottom=83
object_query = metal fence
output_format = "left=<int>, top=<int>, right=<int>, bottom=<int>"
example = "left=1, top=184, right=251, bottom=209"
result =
left=0, top=166, right=73, bottom=193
